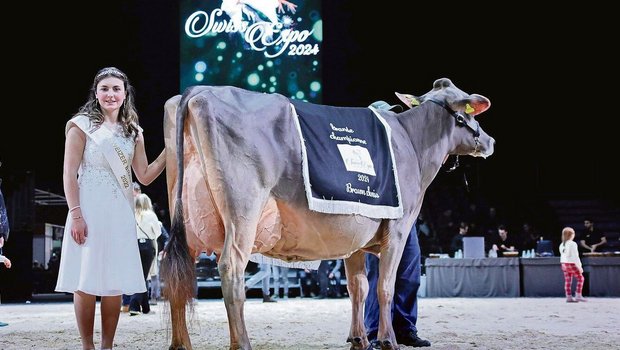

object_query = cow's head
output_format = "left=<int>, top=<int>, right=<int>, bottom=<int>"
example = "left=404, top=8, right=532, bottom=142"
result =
left=396, top=78, right=494, bottom=158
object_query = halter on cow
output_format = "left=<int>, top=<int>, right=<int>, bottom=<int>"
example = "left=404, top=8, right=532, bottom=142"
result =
left=160, top=78, right=495, bottom=350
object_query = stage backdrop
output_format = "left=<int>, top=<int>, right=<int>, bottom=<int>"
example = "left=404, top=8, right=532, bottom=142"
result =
left=180, top=0, right=322, bottom=103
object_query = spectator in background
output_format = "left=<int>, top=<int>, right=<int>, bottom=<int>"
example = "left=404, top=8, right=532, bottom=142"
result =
left=272, top=265, right=290, bottom=299
left=480, top=206, right=502, bottom=238
left=520, top=222, right=542, bottom=251
left=450, top=222, right=469, bottom=255
left=149, top=208, right=169, bottom=304
left=122, top=181, right=145, bottom=312
left=0, top=237, right=11, bottom=269
left=129, top=193, right=161, bottom=316
left=0, top=236, right=11, bottom=327
left=315, top=259, right=342, bottom=299
left=492, top=225, right=518, bottom=257
left=578, top=218, right=607, bottom=254
left=415, top=214, right=437, bottom=258
left=245, top=262, right=277, bottom=302
left=435, top=209, right=455, bottom=252
left=0, top=164, right=10, bottom=276
left=0, top=168, right=10, bottom=271
left=299, top=267, right=319, bottom=298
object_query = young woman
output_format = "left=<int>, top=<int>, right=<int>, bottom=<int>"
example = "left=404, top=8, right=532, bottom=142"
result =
left=55, top=67, right=166, bottom=350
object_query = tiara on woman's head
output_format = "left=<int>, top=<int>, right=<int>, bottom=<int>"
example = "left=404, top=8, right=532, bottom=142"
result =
left=95, top=67, right=126, bottom=79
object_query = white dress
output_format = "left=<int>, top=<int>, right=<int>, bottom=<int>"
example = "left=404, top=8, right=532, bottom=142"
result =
left=55, top=124, right=146, bottom=296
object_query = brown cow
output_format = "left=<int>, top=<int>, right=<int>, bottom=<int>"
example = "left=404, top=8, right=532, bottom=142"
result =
left=161, top=78, right=495, bottom=350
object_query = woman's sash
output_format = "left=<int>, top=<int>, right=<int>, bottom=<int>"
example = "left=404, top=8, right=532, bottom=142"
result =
left=68, top=115, right=135, bottom=211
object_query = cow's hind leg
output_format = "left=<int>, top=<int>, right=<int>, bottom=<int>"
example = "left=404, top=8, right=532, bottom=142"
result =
left=344, top=250, right=371, bottom=350
left=168, top=297, right=191, bottom=350
left=162, top=204, right=197, bottom=350
left=218, top=217, right=262, bottom=350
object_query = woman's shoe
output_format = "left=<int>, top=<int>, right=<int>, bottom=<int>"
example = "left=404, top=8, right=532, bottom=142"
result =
left=566, top=296, right=577, bottom=303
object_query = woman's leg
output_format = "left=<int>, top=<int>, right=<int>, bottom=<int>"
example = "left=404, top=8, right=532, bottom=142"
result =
left=100, top=295, right=122, bottom=349
left=74, top=291, right=96, bottom=350
left=131, top=245, right=155, bottom=314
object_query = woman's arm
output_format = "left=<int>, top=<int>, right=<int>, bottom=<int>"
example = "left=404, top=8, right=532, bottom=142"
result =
left=132, top=132, right=166, bottom=185
left=63, top=126, right=88, bottom=245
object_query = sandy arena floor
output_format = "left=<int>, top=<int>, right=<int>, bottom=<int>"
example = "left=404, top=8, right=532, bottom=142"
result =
left=1, top=296, right=618, bottom=350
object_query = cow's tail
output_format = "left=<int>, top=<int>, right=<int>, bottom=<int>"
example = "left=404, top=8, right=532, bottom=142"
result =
left=160, top=87, right=208, bottom=347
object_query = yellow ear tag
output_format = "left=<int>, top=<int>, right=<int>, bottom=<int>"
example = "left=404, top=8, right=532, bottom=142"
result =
left=409, top=97, right=420, bottom=106
left=465, top=103, right=475, bottom=114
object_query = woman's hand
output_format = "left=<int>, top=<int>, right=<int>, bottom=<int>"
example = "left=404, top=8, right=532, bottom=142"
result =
left=71, top=218, right=88, bottom=245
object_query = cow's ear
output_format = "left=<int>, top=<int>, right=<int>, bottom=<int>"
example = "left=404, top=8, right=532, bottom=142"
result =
left=395, top=92, right=420, bottom=109
left=448, top=94, right=491, bottom=116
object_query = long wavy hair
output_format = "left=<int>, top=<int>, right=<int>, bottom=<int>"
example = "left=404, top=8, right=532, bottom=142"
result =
left=135, top=193, right=154, bottom=221
left=74, top=66, right=140, bottom=139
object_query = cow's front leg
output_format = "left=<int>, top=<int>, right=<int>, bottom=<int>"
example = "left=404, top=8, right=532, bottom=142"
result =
left=344, top=250, right=371, bottom=350
left=376, top=244, right=405, bottom=350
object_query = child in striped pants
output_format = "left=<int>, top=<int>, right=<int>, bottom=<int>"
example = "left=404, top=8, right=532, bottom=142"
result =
left=559, top=227, right=586, bottom=302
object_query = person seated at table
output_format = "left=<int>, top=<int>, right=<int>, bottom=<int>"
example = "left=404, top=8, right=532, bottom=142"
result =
left=491, top=225, right=518, bottom=257
left=449, top=221, right=469, bottom=256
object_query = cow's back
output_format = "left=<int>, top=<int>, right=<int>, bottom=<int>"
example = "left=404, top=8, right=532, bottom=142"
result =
left=187, top=86, right=307, bottom=202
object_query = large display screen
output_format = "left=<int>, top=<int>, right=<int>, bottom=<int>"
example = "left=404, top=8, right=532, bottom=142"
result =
left=180, top=0, right=322, bottom=103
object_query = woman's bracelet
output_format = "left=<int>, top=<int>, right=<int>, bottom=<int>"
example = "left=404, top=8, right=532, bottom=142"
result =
left=69, top=205, right=81, bottom=212
left=72, top=216, right=83, bottom=220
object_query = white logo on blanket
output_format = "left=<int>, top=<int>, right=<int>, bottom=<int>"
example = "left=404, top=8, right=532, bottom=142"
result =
left=336, top=144, right=377, bottom=176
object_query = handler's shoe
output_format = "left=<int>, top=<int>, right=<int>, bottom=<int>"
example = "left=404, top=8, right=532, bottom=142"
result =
left=566, top=296, right=577, bottom=303
left=397, top=330, right=431, bottom=347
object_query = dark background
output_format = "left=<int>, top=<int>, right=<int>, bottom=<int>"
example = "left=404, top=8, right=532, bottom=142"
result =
left=2, top=1, right=618, bottom=210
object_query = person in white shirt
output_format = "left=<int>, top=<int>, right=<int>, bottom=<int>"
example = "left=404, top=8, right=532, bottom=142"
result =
left=559, top=227, right=586, bottom=302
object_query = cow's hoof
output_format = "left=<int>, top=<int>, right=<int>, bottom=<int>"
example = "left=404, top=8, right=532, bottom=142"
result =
left=346, top=336, right=366, bottom=350
left=379, top=340, right=397, bottom=350
left=169, top=346, right=187, bottom=350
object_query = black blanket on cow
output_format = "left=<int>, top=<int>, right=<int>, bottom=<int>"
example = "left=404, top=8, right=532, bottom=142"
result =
left=290, top=99, right=403, bottom=219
